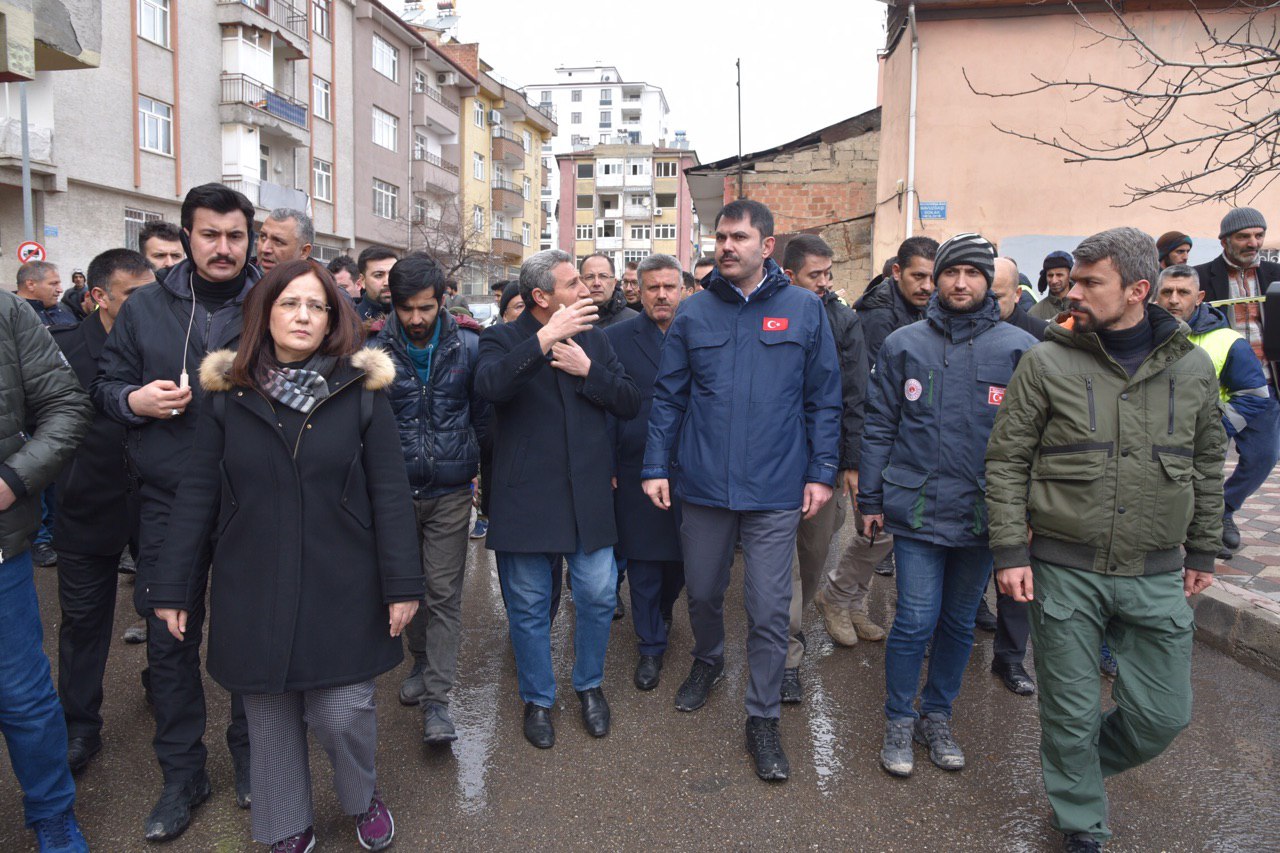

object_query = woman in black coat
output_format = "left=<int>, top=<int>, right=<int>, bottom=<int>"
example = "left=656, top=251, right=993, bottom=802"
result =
left=151, top=259, right=422, bottom=853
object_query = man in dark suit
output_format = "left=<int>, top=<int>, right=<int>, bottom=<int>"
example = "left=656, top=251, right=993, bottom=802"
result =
left=1194, top=207, right=1280, bottom=380
left=605, top=254, right=687, bottom=692
left=475, top=249, right=640, bottom=750
left=50, top=249, right=151, bottom=775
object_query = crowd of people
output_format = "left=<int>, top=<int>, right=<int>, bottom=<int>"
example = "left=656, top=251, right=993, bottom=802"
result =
left=1, top=181, right=1274, bottom=853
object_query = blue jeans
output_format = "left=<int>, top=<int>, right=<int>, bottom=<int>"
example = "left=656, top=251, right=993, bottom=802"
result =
left=1225, top=406, right=1280, bottom=514
left=33, top=485, right=55, bottom=547
left=497, top=545, right=617, bottom=707
left=0, top=551, right=76, bottom=824
left=884, top=537, right=992, bottom=721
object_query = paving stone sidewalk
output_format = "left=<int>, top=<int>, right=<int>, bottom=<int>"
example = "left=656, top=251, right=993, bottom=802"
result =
left=1217, top=457, right=1280, bottom=611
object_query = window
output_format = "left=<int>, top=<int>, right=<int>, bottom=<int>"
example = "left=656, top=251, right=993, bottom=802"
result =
left=599, top=220, right=619, bottom=237
left=600, top=89, right=613, bottom=105
left=473, top=100, right=485, bottom=128
left=313, top=0, right=330, bottom=39
left=414, top=198, right=427, bottom=223
left=313, top=76, right=331, bottom=121
left=599, top=111, right=612, bottom=129
left=522, top=177, right=532, bottom=199
left=540, top=90, right=551, bottom=103
left=522, top=222, right=531, bottom=246
left=372, top=34, right=399, bottom=82
left=372, top=106, right=398, bottom=150
left=138, top=96, right=172, bottom=155
left=599, top=161, right=621, bottom=177
left=414, top=70, right=427, bottom=93
left=414, top=132, right=428, bottom=159
left=574, top=163, right=592, bottom=179
left=627, top=158, right=649, bottom=176
left=259, top=144, right=270, bottom=182
left=629, top=225, right=651, bottom=240
left=373, top=179, right=399, bottom=220
left=473, top=205, right=484, bottom=232
left=654, top=224, right=677, bottom=240
left=576, top=224, right=594, bottom=240
left=576, top=194, right=593, bottom=209
left=472, top=153, right=485, bottom=180
left=655, top=193, right=676, bottom=208
left=124, top=207, right=162, bottom=251
left=656, top=161, right=679, bottom=178
left=624, top=249, right=648, bottom=265
left=139, top=0, right=170, bottom=47
left=571, top=89, right=582, bottom=102
left=311, top=243, right=342, bottom=262
left=313, top=158, right=333, bottom=202
left=571, top=112, right=582, bottom=125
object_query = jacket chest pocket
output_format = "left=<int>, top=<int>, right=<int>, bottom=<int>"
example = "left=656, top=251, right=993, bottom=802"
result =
left=1029, top=447, right=1108, bottom=542
left=216, top=461, right=239, bottom=537
left=1150, top=446, right=1195, bottom=545
left=881, top=464, right=929, bottom=530
left=976, top=363, right=1013, bottom=411
left=686, top=330, right=732, bottom=391
left=753, top=326, right=806, bottom=402
left=341, top=454, right=373, bottom=528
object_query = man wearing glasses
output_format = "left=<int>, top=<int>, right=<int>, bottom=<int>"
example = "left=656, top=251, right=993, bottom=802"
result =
left=580, top=253, right=638, bottom=330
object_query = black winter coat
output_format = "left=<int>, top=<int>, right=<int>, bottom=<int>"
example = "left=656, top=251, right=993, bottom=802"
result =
left=1194, top=256, right=1280, bottom=305
left=822, top=290, right=869, bottom=472
left=605, top=313, right=682, bottom=562
left=51, top=313, right=138, bottom=556
left=373, top=311, right=491, bottom=500
left=476, top=308, right=640, bottom=554
left=91, top=259, right=263, bottom=494
left=147, top=348, right=424, bottom=694
left=855, top=277, right=924, bottom=368
left=1004, top=304, right=1049, bottom=341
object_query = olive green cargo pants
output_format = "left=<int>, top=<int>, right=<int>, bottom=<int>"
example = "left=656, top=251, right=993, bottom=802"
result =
left=1029, top=559, right=1195, bottom=843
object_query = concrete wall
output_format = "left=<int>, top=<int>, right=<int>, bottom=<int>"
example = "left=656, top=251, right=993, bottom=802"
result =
left=353, top=5, right=412, bottom=251
left=874, top=8, right=1280, bottom=276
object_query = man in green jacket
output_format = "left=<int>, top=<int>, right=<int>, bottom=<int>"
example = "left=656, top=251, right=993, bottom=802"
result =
left=985, top=228, right=1225, bottom=853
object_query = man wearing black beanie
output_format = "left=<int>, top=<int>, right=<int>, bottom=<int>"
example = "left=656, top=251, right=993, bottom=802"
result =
left=1031, top=251, right=1075, bottom=321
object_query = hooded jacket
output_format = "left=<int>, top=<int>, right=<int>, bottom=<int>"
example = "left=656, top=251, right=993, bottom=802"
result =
left=858, top=293, right=1036, bottom=547
left=642, top=259, right=842, bottom=511
left=372, top=310, right=491, bottom=499
left=91, top=258, right=262, bottom=494
left=1184, top=301, right=1277, bottom=435
left=986, top=305, right=1226, bottom=576
left=855, top=276, right=925, bottom=368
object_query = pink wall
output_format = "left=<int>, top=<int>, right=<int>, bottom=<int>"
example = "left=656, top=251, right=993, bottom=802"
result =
left=557, top=158, right=576, bottom=254
left=874, top=8, right=1280, bottom=272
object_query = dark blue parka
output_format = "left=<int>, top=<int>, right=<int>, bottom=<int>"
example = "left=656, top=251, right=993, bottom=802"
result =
left=642, top=259, right=842, bottom=511
left=857, top=292, right=1037, bottom=546
left=373, top=310, right=490, bottom=500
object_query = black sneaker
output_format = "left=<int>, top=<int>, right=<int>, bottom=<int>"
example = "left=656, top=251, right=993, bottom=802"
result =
left=873, top=552, right=895, bottom=576
left=674, top=659, right=724, bottom=712
left=779, top=668, right=802, bottom=704
left=143, top=769, right=211, bottom=842
left=422, top=702, right=458, bottom=745
left=974, top=598, right=997, bottom=632
left=1221, top=513, right=1241, bottom=551
left=1064, top=832, right=1103, bottom=852
left=231, top=748, right=251, bottom=808
left=32, top=542, right=57, bottom=567
left=745, top=716, right=789, bottom=781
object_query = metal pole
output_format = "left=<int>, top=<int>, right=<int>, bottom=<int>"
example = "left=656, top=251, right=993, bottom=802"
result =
left=736, top=58, right=743, bottom=200
left=20, top=81, right=34, bottom=242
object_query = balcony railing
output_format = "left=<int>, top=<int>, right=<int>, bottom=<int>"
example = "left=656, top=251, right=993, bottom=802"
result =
left=624, top=204, right=650, bottom=219
left=221, top=73, right=308, bottom=128
left=492, top=227, right=516, bottom=242
left=492, top=127, right=519, bottom=144
left=418, top=84, right=460, bottom=115
left=217, top=0, right=308, bottom=41
left=413, top=150, right=459, bottom=175
left=534, top=101, right=557, bottom=122
left=492, top=177, right=520, bottom=193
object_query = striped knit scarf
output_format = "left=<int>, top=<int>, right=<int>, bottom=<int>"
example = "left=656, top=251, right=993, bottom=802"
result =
left=258, top=355, right=336, bottom=413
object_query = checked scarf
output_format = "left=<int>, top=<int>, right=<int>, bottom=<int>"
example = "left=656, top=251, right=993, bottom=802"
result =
left=258, top=355, right=337, bottom=413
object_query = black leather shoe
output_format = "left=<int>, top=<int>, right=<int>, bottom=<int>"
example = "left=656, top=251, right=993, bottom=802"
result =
left=143, top=769, right=211, bottom=842
left=974, top=598, right=998, bottom=632
left=67, top=735, right=101, bottom=776
left=231, top=748, right=251, bottom=808
left=674, top=658, right=724, bottom=712
left=1222, top=514, right=1241, bottom=551
left=634, top=654, right=662, bottom=691
left=779, top=668, right=802, bottom=704
left=1064, top=831, right=1102, bottom=852
left=31, top=542, right=57, bottom=567
left=523, top=702, right=554, bottom=749
left=613, top=599, right=626, bottom=621
left=745, top=716, right=789, bottom=781
left=578, top=687, right=610, bottom=737
left=991, top=660, right=1036, bottom=696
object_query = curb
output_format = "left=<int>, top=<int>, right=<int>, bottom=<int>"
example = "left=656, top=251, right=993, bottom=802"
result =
left=1192, top=579, right=1280, bottom=679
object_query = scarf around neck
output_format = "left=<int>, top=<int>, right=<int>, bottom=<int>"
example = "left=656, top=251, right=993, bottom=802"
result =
left=258, top=354, right=337, bottom=413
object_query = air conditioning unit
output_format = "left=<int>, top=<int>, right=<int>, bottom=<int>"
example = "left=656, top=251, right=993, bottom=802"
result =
left=488, top=109, right=502, bottom=126
left=653, top=208, right=663, bottom=216
left=436, top=71, right=457, bottom=87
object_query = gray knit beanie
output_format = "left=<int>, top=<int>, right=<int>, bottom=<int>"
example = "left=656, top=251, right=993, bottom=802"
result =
left=1219, top=207, right=1267, bottom=239
left=933, top=233, right=996, bottom=286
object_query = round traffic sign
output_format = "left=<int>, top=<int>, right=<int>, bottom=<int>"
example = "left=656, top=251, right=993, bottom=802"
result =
left=17, top=241, right=46, bottom=263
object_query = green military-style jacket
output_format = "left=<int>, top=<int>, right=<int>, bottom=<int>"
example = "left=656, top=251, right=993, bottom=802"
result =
left=985, top=305, right=1226, bottom=576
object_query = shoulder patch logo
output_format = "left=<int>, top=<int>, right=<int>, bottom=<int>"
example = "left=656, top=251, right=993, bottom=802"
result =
left=904, top=378, right=923, bottom=402
left=988, top=385, right=1005, bottom=406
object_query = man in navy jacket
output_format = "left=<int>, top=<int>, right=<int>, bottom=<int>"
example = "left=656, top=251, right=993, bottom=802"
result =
left=605, top=254, right=688, bottom=693
left=642, top=200, right=841, bottom=782
left=476, top=249, right=639, bottom=750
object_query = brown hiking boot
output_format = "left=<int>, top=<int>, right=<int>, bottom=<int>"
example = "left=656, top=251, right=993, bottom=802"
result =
left=815, top=587, right=858, bottom=647
left=850, top=611, right=887, bottom=642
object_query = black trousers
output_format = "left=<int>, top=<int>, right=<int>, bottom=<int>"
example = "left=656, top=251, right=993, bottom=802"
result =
left=137, top=486, right=248, bottom=782
left=478, top=447, right=493, bottom=518
left=56, top=550, right=119, bottom=739
left=994, top=590, right=1030, bottom=666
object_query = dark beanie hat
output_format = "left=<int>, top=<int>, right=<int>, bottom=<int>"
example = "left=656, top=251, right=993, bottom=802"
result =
left=1042, top=251, right=1073, bottom=272
left=1156, top=231, right=1192, bottom=261
left=934, top=233, right=996, bottom=286
left=498, top=281, right=522, bottom=319
left=1219, top=207, right=1266, bottom=239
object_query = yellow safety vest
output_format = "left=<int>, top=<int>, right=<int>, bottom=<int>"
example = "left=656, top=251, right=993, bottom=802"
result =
left=1187, top=326, right=1238, bottom=403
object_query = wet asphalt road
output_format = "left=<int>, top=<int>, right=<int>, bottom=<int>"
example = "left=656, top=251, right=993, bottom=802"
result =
left=1, top=524, right=1278, bottom=852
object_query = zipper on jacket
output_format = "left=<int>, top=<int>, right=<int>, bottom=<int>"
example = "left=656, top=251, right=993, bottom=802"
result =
left=1168, top=375, right=1176, bottom=435
left=927, top=369, right=934, bottom=406
left=1084, top=377, right=1096, bottom=432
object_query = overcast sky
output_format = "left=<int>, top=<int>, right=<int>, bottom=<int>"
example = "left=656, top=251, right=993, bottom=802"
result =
left=395, top=0, right=888, bottom=163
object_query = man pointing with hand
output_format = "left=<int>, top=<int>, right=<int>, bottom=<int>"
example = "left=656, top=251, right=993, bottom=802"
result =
left=641, top=199, right=841, bottom=782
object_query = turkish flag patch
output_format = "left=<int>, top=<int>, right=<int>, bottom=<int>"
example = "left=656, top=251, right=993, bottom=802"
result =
left=988, top=385, right=1006, bottom=406
left=763, top=317, right=789, bottom=331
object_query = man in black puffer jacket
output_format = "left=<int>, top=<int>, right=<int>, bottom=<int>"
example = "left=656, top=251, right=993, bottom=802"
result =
left=372, top=253, right=490, bottom=746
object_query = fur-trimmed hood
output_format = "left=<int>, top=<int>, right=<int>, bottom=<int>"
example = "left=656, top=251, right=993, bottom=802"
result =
left=199, top=347, right=396, bottom=392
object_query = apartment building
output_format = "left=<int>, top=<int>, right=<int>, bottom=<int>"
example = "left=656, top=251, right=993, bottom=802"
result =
left=556, top=143, right=699, bottom=273
left=523, top=65, right=674, bottom=253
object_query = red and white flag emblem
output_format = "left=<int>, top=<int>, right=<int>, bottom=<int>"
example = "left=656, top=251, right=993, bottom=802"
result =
left=762, top=317, right=789, bottom=331
left=988, top=386, right=1005, bottom=406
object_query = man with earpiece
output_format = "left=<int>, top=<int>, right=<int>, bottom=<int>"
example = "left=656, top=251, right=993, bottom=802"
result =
left=91, top=183, right=264, bottom=844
